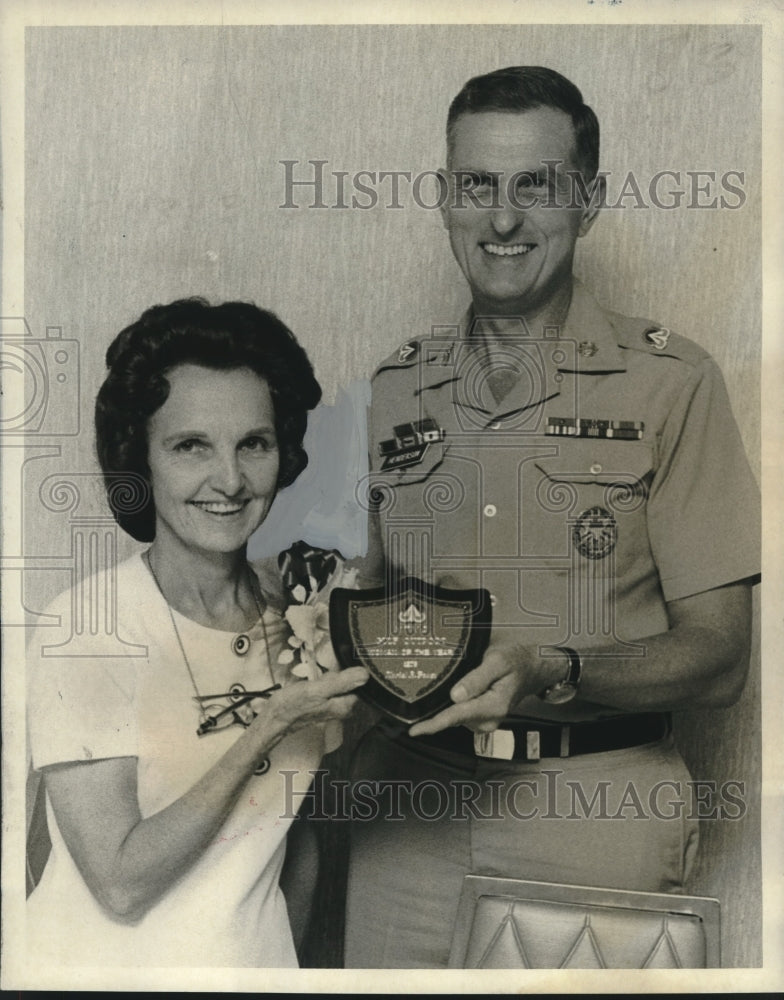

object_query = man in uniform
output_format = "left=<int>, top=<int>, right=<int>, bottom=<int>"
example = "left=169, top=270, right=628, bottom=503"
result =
left=343, top=66, right=760, bottom=968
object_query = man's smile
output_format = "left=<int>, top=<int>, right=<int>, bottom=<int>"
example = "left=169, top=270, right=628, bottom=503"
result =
left=481, top=241, right=536, bottom=257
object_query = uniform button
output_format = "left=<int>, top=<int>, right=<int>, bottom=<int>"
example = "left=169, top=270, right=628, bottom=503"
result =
left=489, top=594, right=498, bottom=607
left=483, top=504, right=497, bottom=518
left=590, top=463, right=602, bottom=475
left=578, top=341, right=598, bottom=357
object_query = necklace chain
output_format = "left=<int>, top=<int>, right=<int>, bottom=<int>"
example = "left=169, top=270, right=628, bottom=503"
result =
left=144, top=550, right=272, bottom=717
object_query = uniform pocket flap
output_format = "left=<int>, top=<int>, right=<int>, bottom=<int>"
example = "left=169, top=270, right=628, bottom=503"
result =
left=534, top=440, right=654, bottom=485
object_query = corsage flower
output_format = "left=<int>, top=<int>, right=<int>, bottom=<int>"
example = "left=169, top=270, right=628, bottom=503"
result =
left=277, top=543, right=359, bottom=681
left=277, top=543, right=359, bottom=755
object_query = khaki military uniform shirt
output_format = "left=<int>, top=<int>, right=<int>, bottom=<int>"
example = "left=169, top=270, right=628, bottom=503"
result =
left=368, top=282, right=760, bottom=722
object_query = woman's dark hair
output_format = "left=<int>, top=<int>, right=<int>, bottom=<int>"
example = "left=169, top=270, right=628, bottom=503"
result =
left=95, top=297, right=322, bottom=542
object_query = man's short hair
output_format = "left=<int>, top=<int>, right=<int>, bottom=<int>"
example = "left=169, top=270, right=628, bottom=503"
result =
left=447, top=66, right=600, bottom=181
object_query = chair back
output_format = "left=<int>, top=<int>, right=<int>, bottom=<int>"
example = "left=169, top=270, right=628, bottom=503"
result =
left=448, top=876, right=720, bottom=968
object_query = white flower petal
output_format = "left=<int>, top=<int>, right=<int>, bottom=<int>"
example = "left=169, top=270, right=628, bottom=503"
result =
left=316, top=643, right=338, bottom=671
left=291, top=659, right=321, bottom=681
left=286, top=604, right=319, bottom=647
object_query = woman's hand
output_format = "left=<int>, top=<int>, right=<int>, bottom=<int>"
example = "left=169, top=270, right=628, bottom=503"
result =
left=43, top=667, right=368, bottom=922
left=252, top=667, right=368, bottom=749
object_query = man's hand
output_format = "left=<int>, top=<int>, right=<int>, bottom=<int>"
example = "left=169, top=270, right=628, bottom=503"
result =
left=408, top=643, right=555, bottom=737
left=407, top=580, right=754, bottom=738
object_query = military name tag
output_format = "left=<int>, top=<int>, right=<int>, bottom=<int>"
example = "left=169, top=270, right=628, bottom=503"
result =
left=378, top=418, right=446, bottom=471
left=329, top=577, right=491, bottom=724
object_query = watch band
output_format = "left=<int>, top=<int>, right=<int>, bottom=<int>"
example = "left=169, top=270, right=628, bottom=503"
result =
left=554, top=646, right=582, bottom=686
left=537, top=646, right=582, bottom=702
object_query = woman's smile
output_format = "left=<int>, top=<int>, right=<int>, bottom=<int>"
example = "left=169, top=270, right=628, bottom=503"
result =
left=188, top=498, right=252, bottom=516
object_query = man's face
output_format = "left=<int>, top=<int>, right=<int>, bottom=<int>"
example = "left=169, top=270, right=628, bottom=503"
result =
left=441, top=108, right=600, bottom=318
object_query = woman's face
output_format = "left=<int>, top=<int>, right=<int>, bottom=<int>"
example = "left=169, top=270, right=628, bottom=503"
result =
left=146, top=364, right=280, bottom=557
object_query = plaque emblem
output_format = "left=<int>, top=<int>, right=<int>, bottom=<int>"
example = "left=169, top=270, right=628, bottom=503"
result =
left=329, top=578, right=491, bottom=723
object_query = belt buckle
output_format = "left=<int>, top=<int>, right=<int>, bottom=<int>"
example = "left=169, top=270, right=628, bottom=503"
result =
left=473, top=729, right=515, bottom=761
left=525, top=731, right=541, bottom=761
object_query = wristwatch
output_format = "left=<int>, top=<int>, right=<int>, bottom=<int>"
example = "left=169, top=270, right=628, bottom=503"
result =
left=538, top=647, right=582, bottom=704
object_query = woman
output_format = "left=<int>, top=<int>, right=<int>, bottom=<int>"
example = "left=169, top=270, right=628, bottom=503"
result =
left=26, top=298, right=367, bottom=968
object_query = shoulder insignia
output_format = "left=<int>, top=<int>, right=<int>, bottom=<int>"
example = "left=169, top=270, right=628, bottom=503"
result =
left=373, top=338, right=425, bottom=382
left=609, top=311, right=710, bottom=367
left=643, top=327, right=671, bottom=351
left=398, top=342, right=418, bottom=364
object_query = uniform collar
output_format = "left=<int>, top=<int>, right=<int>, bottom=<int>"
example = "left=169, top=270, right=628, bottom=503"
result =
left=450, top=278, right=627, bottom=373
left=416, top=280, right=626, bottom=419
left=558, top=280, right=627, bottom=373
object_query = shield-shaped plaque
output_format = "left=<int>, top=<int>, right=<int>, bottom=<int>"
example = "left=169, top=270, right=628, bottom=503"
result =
left=329, top=577, right=491, bottom=724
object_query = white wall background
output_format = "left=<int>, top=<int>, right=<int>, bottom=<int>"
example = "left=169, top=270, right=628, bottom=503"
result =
left=21, top=23, right=761, bottom=966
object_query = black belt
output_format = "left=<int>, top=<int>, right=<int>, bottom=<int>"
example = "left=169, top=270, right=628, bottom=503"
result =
left=408, top=712, right=670, bottom=761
